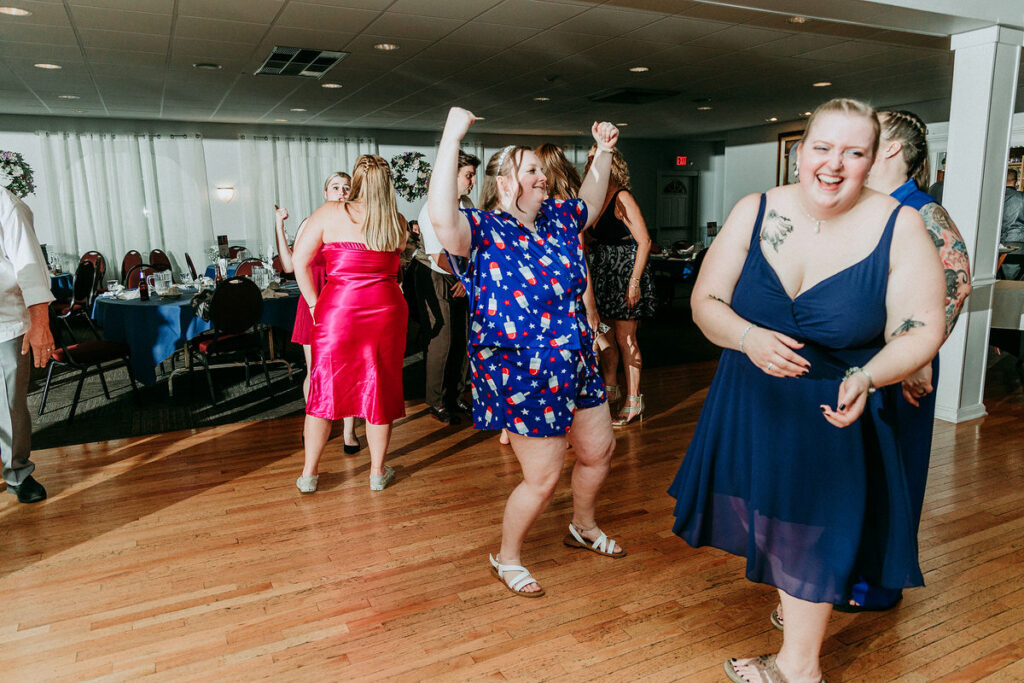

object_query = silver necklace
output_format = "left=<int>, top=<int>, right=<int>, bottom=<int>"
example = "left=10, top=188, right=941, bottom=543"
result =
left=798, top=202, right=826, bottom=233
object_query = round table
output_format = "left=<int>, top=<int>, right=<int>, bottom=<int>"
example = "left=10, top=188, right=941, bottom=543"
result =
left=92, top=285, right=300, bottom=386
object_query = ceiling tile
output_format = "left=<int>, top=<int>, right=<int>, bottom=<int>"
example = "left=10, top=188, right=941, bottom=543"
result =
left=442, top=22, right=538, bottom=48
left=254, top=26, right=357, bottom=52
left=0, top=23, right=78, bottom=45
left=476, top=0, right=589, bottom=30
left=171, top=37, right=257, bottom=62
left=77, top=28, right=170, bottom=52
left=388, top=0, right=502, bottom=20
left=69, top=0, right=173, bottom=11
left=276, top=2, right=379, bottom=33
left=70, top=5, right=171, bottom=34
left=686, top=25, right=790, bottom=50
left=85, top=47, right=167, bottom=67
left=557, top=6, right=662, bottom=37
left=174, top=16, right=269, bottom=43
left=362, top=13, right=464, bottom=41
left=177, top=0, right=286, bottom=23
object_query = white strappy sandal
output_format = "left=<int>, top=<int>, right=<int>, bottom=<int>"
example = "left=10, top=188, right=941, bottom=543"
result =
left=563, top=523, right=627, bottom=558
left=489, top=554, right=545, bottom=598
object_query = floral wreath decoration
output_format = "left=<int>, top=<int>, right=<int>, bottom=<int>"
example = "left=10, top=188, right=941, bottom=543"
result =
left=390, top=151, right=431, bottom=202
left=0, top=151, right=35, bottom=198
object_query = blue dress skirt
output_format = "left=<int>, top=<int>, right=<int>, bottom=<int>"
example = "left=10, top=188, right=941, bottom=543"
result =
left=668, top=195, right=924, bottom=604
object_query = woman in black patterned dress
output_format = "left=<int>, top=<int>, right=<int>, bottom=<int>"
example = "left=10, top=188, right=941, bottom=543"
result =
left=585, top=147, right=656, bottom=426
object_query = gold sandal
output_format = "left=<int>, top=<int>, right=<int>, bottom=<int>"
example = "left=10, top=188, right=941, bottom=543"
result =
left=612, top=394, right=644, bottom=427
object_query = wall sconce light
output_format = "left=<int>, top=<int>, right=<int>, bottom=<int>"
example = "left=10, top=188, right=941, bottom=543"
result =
left=215, top=186, right=235, bottom=203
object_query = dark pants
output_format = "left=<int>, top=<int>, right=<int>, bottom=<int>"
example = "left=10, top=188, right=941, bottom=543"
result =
left=418, top=266, right=469, bottom=411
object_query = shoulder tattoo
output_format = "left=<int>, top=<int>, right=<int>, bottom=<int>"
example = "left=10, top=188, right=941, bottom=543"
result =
left=760, top=210, right=794, bottom=252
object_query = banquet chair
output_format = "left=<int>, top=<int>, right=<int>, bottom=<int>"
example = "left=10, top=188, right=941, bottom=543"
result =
left=228, top=245, right=246, bottom=259
left=124, top=263, right=155, bottom=289
left=121, top=250, right=142, bottom=285
left=187, top=276, right=274, bottom=404
left=39, top=302, right=139, bottom=422
left=184, top=252, right=199, bottom=280
left=233, top=258, right=264, bottom=278
left=149, top=249, right=172, bottom=272
left=79, top=251, right=106, bottom=293
left=53, top=260, right=96, bottom=325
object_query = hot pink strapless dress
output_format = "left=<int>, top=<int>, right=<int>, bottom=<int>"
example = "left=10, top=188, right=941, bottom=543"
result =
left=291, top=247, right=326, bottom=345
left=306, top=242, right=407, bottom=424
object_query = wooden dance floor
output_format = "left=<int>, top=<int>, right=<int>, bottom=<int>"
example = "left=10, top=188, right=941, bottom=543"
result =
left=3, top=361, right=1023, bottom=681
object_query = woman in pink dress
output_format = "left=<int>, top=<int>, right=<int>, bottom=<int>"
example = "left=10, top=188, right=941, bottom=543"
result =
left=274, top=172, right=360, bottom=456
left=292, top=155, right=408, bottom=492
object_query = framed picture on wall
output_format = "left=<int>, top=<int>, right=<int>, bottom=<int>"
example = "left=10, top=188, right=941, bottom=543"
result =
left=777, top=131, right=803, bottom=186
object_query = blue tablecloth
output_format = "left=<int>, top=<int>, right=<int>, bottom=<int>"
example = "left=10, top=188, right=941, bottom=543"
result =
left=92, top=285, right=300, bottom=385
left=204, top=264, right=240, bottom=279
left=50, top=273, right=74, bottom=299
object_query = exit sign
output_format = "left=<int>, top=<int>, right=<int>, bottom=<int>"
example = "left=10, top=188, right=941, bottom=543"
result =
left=675, top=156, right=689, bottom=166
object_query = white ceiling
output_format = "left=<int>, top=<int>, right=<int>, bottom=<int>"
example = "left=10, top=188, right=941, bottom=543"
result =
left=0, top=0, right=1020, bottom=138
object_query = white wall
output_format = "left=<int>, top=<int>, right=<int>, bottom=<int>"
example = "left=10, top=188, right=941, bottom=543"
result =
left=721, top=141, right=777, bottom=221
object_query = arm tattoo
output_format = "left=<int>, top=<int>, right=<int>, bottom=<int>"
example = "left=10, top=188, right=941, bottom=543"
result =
left=760, top=210, right=794, bottom=252
left=921, top=203, right=972, bottom=337
left=891, top=317, right=925, bottom=338
left=707, top=294, right=730, bottom=306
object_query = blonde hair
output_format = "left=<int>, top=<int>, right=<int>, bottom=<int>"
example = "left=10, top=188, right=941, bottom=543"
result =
left=323, top=171, right=351, bottom=194
left=879, top=110, right=930, bottom=189
left=480, top=145, right=532, bottom=212
left=584, top=145, right=631, bottom=191
left=801, top=98, right=881, bottom=159
left=536, top=143, right=581, bottom=199
left=347, top=155, right=403, bottom=252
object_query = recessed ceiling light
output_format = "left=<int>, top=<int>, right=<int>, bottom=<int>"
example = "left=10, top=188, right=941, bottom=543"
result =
left=274, top=118, right=288, bottom=122
left=812, top=81, right=832, bottom=87
left=192, top=62, right=222, bottom=71
left=374, top=42, right=400, bottom=51
left=34, top=63, right=61, bottom=70
left=787, top=16, right=809, bottom=24
left=533, top=96, right=550, bottom=102
left=71, top=109, right=85, bottom=114
left=629, top=66, right=649, bottom=73
left=289, top=107, right=307, bottom=112
left=0, top=7, right=31, bottom=16
left=802, top=111, right=812, bottom=116
left=766, top=117, right=779, bottom=122
left=321, top=82, right=342, bottom=89
left=697, top=105, right=713, bottom=111
left=615, top=122, right=628, bottom=126
left=58, top=94, right=80, bottom=100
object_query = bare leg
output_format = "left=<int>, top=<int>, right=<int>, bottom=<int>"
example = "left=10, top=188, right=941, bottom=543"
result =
left=499, top=428, right=510, bottom=445
left=301, top=415, right=332, bottom=476
left=613, top=319, right=642, bottom=398
left=342, top=416, right=358, bottom=447
left=732, top=590, right=829, bottom=683
left=597, top=317, right=619, bottom=388
left=498, top=433, right=567, bottom=593
left=301, top=344, right=312, bottom=402
left=364, top=422, right=392, bottom=477
left=566, top=402, right=620, bottom=553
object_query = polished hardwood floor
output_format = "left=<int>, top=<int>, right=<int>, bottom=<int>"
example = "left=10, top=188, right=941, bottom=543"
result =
left=2, top=359, right=1022, bottom=681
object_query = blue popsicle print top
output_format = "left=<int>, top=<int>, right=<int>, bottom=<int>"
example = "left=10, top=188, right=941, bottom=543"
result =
left=450, top=198, right=592, bottom=350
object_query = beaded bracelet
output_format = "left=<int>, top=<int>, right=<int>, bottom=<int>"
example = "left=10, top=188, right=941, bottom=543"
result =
left=843, top=366, right=876, bottom=394
left=738, top=323, right=756, bottom=353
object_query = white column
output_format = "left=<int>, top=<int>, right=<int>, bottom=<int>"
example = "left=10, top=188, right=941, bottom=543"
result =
left=935, top=25, right=1023, bottom=422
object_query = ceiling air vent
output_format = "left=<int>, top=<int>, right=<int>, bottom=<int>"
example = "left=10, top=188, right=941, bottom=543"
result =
left=255, top=47, right=348, bottom=78
left=587, top=88, right=679, bottom=105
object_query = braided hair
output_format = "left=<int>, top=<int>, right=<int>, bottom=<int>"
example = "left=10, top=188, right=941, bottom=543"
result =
left=880, top=110, right=930, bottom=190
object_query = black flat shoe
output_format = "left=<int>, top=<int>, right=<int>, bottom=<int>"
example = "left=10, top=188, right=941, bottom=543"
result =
left=6, top=475, right=46, bottom=504
left=428, top=406, right=460, bottom=425
left=343, top=441, right=360, bottom=455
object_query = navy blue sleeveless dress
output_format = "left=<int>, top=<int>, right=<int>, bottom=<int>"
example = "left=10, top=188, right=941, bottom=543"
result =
left=848, top=179, right=940, bottom=609
left=668, top=194, right=924, bottom=604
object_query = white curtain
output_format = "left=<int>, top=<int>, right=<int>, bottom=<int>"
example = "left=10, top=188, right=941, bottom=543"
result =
left=38, top=132, right=214, bottom=279
left=238, top=135, right=377, bottom=253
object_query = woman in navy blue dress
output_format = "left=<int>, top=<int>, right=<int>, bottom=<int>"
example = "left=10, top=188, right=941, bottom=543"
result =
left=669, top=99, right=946, bottom=682
left=826, top=109, right=971, bottom=612
left=429, top=107, right=625, bottom=598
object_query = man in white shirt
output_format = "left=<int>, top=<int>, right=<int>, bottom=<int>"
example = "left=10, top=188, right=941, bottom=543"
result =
left=1, top=187, right=55, bottom=503
left=416, top=151, right=479, bottom=424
